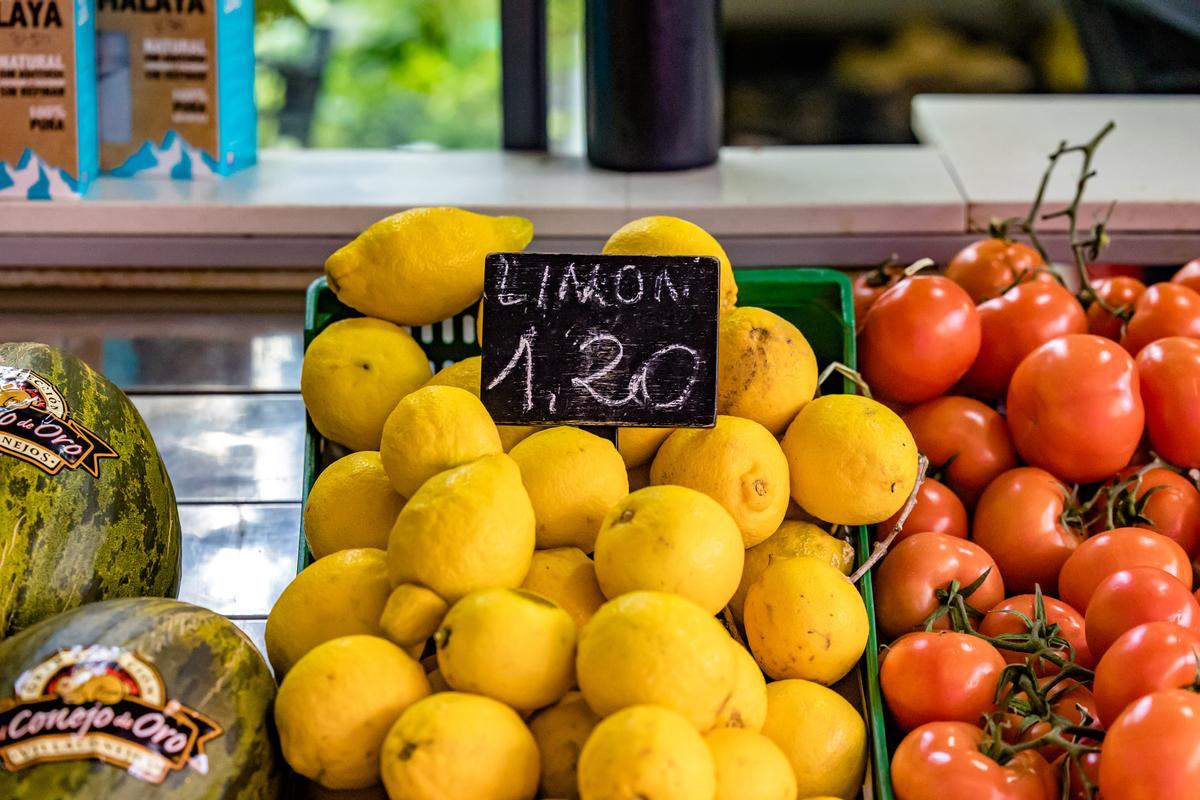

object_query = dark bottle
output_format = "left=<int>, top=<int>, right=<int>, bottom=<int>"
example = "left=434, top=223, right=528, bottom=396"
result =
left=586, top=0, right=723, bottom=171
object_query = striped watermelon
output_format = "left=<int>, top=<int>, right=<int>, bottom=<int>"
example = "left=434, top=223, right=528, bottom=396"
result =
left=0, top=598, right=284, bottom=799
left=0, top=342, right=181, bottom=638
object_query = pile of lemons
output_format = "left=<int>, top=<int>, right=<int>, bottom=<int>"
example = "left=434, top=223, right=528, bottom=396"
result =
left=272, top=208, right=919, bottom=800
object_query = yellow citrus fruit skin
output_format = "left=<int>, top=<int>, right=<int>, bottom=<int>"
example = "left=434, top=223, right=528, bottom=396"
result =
left=520, top=547, right=606, bottom=628
left=301, top=318, right=432, bottom=452
left=603, top=215, right=738, bottom=311
left=304, top=452, right=406, bottom=559
left=744, top=557, right=868, bottom=684
left=509, top=427, right=629, bottom=552
left=528, top=691, right=601, bottom=800
left=576, top=590, right=737, bottom=730
left=577, top=705, right=717, bottom=800
left=380, top=692, right=540, bottom=800
left=616, top=426, right=674, bottom=468
left=379, top=583, right=448, bottom=647
left=717, top=307, right=819, bottom=435
left=387, top=453, right=535, bottom=602
left=435, top=588, right=576, bottom=713
left=782, top=394, right=918, bottom=525
left=379, top=384, right=502, bottom=497
left=730, top=520, right=855, bottom=622
left=761, top=680, right=866, bottom=800
left=425, top=356, right=540, bottom=451
left=265, top=548, right=392, bottom=676
left=325, top=207, right=534, bottom=326
left=275, top=635, right=430, bottom=790
left=704, top=727, right=798, bottom=800
left=593, top=486, right=745, bottom=615
left=651, top=415, right=790, bottom=548
left=714, top=642, right=768, bottom=732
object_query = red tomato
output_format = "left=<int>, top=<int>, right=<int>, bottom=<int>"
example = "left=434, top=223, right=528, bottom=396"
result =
left=878, top=477, right=968, bottom=542
left=971, top=467, right=1085, bottom=595
left=945, top=239, right=1052, bottom=304
left=979, top=594, right=1093, bottom=674
left=1093, top=621, right=1200, bottom=726
left=881, top=631, right=1005, bottom=731
left=1101, top=466, right=1200, bottom=557
left=859, top=276, right=982, bottom=404
left=875, top=531, right=1005, bottom=642
left=1084, top=566, right=1200, bottom=659
left=852, top=262, right=904, bottom=325
left=1087, top=276, right=1146, bottom=341
left=1171, top=258, right=1200, bottom=294
left=903, top=396, right=1019, bottom=507
left=891, top=722, right=1058, bottom=800
left=1006, top=334, right=1144, bottom=484
left=960, top=281, right=1087, bottom=400
left=1121, top=282, right=1200, bottom=356
left=1058, top=527, right=1193, bottom=613
left=1001, top=679, right=1098, bottom=761
left=1100, top=689, right=1200, bottom=800
left=1136, top=337, right=1200, bottom=468
left=1058, top=751, right=1102, bottom=800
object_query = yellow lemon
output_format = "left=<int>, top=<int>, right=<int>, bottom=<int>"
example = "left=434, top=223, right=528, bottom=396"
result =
left=762, top=680, right=866, bottom=800
left=325, top=207, right=534, bottom=325
left=387, top=453, right=535, bottom=602
left=275, top=635, right=430, bottom=790
left=425, top=356, right=539, bottom=451
left=714, top=642, right=768, bottom=732
left=782, top=394, right=917, bottom=525
left=379, top=583, right=448, bottom=647
left=380, top=692, right=540, bottom=800
left=520, top=547, right=606, bottom=628
left=509, top=427, right=629, bottom=551
left=265, top=548, right=391, bottom=676
left=603, top=215, right=738, bottom=311
left=435, top=588, right=576, bottom=713
left=744, top=557, right=867, bottom=684
left=578, top=705, right=716, bottom=800
left=301, top=318, right=432, bottom=452
left=593, top=486, right=744, bottom=614
left=576, top=591, right=736, bottom=730
left=304, top=452, right=406, bottom=559
left=616, top=426, right=674, bottom=468
left=718, top=307, right=818, bottom=435
left=651, top=415, right=790, bottom=547
left=730, top=521, right=855, bottom=622
left=528, top=692, right=601, bottom=800
left=380, top=384, right=502, bottom=497
left=704, top=728, right=798, bottom=800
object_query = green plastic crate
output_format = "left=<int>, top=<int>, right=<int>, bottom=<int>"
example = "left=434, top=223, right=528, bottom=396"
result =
left=300, top=268, right=894, bottom=800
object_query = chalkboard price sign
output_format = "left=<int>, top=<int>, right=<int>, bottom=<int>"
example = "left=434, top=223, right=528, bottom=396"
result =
left=480, top=253, right=720, bottom=428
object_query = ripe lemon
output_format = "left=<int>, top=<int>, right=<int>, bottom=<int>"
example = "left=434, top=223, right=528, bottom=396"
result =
left=651, top=415, right=790, bottom=547
left=521, top=547, right=606, bottom=628
left=603, top=215, right=738, bottom=311
left=718, top=307, right=819, bottom=435
left=714, top=642, right=768, bottom=732
left=380, top=384, right=502, bottom=497
left=616, top=426, right=674, bottom=468
left=730, top=521, right=855, bottom=622
left=304, top=451, right=405, bottom=559
left=762, top=680, right=866, bottom=800
left=425, top=356, right=539, bottom=451
left=744, top=557, right=867, bottom=684
left=325, top=207, right=534, bottom=325
left=379, top=583, right=448, bottom=647
left=593, top=486, right=744, bottom=614
left=275, top=635, right=430, bottom=790
left=388, top=453, right=535, bottom=602
left=528, top=692, right=601, bottom=800
left=380, top=692, right=540, bottom=800
left=782, top=394, right=917, bottom=525
left=509, top=427, right=629, bottom=551
left=576, top=590, right=737, bottom=730
left=435, top=588, right=576, bottom=713
left=301, top=318, right=432, bottom=451
left=265, top=548, right=391, bottom=676
left=705, top=728, right=798, bottom=800
left=577, top=705, right=716, bottom=800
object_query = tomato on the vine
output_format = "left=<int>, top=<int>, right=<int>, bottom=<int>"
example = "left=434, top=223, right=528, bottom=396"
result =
left=891, top=722, right=1057, bottom=800
left=902, top=396, right=1019, bottom=507
left=1136, top=337, right=1200, bottom=469
left=1121, top=282, right=1200, bottom=356
left=1057, top=750, right=1102, bottom=800
left=1093, top=620, right=1200, bottom=726
left=960, top=281, right=1087, bottom=400
left=1000, top=679, right=1097, bottom=762
left=878, top=476, right=968, bottom=542
left=944, top=239, right=1052, bottom=304
left=1098, top=466, right=1200, bottom=557
left=1006, top=334, right=1144, bottom=483
left=1058, top=527, right=1193, bottom=613
left=1100, top=689, right=1200, bottom=800
left=881, top=631, right=1005, bottom=731
left=1087, top=275, right=1145, bottom=340
left=1084, top=566, right=1200, bottom=659
left=979, top=594, right=1093, bottom=673
left=852, top=261, right=904, bottom=324
left=1171, top=257, right=1200, bottom=294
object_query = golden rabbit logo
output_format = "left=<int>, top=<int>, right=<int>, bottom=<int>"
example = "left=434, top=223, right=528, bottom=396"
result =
left=0, top=367, right=117, bottom=477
